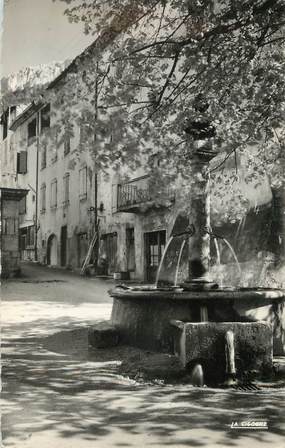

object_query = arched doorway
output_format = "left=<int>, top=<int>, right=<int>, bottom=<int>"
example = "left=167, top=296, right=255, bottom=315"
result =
left=47, top=234, right=58, bottom=266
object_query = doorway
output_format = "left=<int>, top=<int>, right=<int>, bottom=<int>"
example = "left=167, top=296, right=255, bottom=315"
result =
left=101, top=232, right=118, bottom=274
left=47, top=234, right=58, bottom=266
left=77, top=233, right=88, bottom=268
left=60, top=225, right=67, bottom=267
left=126, top=227, right=135, bottom=272
left=145, top=230, right=166, bottom=283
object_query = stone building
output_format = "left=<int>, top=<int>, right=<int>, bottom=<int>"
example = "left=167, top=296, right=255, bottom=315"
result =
left=9, top=91, right=135, bottom=274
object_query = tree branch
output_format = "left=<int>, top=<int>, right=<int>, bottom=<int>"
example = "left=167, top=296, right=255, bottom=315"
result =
left=155, top=50, right=180, bottom=106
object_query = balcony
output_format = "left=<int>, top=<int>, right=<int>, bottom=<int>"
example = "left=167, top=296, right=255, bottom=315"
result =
left=116, top=175, right=175, bottom=213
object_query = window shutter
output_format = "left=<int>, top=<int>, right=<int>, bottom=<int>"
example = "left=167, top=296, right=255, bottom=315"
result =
left=17, top=151, right=27, bottom=174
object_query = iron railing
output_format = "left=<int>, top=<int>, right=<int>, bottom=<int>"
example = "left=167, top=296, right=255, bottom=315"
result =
left=117, top=175, right=174, bottom=211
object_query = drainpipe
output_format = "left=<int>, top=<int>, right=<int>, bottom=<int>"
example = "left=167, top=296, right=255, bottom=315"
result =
left=34, top=110, right=40, bottom=261
left=93, top=62, right=99, bottom=268
left=94, top=172, right=98, bottom=231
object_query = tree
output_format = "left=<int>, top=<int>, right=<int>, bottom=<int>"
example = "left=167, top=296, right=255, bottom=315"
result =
left=3, top=0, right=285, bottom=223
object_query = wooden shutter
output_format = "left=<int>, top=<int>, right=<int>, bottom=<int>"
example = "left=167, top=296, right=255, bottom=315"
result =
left=17, top=151, right=27, bottom=174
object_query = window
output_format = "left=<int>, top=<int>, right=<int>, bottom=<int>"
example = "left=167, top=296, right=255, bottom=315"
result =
left=51, top=146, right=58, bottom=164
left=17, top=151, right=27, bottom=174
left=63, top=173, right=70, bottom=205
left=79, top=120, right=88, bottom=144
left=9, top=106, right=16, bottom=123
left=79, top=166, right=87, bottom=199
left=1, top=109, right=9, bottom=140
left=40, top=184, right=46, bottom=213
left=40, top=104, right=50, bottom=130
left=50, top=179, right=57, bottom=208
left=64, top=136, right=71, bottom=155
left=28, top=118, right=37, bottom=144
left=149, top=153, right=160, bottom=168
left=41, top=144, right=47, bottom=169
left=19, top=196, right=26, bottom=215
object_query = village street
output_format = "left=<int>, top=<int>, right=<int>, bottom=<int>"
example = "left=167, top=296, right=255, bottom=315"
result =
left=1, top=262, right=285, bottom=448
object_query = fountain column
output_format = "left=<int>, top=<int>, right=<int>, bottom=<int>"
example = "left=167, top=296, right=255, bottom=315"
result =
left=183, top=96, right=217, bottom=284
left=187, top=149, right=215, bottom=279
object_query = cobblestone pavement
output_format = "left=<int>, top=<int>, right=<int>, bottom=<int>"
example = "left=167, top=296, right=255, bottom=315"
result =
left=1, top=262, right=285, bottom=448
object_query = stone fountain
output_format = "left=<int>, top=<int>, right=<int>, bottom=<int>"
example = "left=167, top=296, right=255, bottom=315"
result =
left=109, top=103, right=285, bottom=386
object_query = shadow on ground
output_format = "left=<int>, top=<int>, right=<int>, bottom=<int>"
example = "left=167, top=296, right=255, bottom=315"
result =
left=2, top=326, right=285, bottom=448
left=2, top=263, right=285, bottom=447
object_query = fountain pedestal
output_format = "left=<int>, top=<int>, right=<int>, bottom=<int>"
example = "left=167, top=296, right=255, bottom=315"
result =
left=185, top=147, right=217, bottom=283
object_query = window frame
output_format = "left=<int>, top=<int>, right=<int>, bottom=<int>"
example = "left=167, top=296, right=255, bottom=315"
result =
left=40, top=183, right=46, bottom=213
left=64, top=135, right=71, bottom=156
left=63, top=173, right=70, bottom=206
left=50, top=179, right=57, bottom=209
left=40, top=104, right=51, bottom=130
left=27, top=118, right=37, bottom=145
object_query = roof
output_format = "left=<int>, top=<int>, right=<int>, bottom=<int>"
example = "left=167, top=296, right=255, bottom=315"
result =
left=9, top=102, right=42, bottom=131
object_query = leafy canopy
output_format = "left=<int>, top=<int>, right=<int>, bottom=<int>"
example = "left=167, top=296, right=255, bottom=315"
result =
left=55, top=1, right=285, bottom=180
left=4, top=0, right=285, bottom=220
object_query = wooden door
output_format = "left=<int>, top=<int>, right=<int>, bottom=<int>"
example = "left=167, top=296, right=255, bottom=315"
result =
left=126, top=227, right=135, bottom=272
left=60, top=225, right=67, bottom=266
left=101, top=233, right=118, bottom=274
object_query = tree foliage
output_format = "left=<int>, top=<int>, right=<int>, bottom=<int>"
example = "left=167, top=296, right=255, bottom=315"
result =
left=56, top=1, right=285, bottom=175
left=3, top=0, right=285, bottom=220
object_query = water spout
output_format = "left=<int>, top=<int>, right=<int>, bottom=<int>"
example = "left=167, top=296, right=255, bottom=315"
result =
left=213, top=237, right=221, bottom=266
left=190, top=363, right=204, bottom=387
left=174, top=239, right=186, bottom=286
left=224, top=330, right=237, bottom=386
left=155, top=236, right=174, bottom=287
left=213, top=237, right=223, bottom=287
left=222, top=237, right=242, bottom=281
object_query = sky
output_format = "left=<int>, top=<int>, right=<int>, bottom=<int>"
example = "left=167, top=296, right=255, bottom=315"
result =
left=1, top=0, right=94, bottom=77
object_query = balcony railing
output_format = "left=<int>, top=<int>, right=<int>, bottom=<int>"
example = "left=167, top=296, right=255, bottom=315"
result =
left=117, top=175, right=174, bottom=212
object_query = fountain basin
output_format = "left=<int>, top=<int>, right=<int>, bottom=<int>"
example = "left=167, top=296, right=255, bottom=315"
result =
left=110, top=286, right=285, bottom=356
